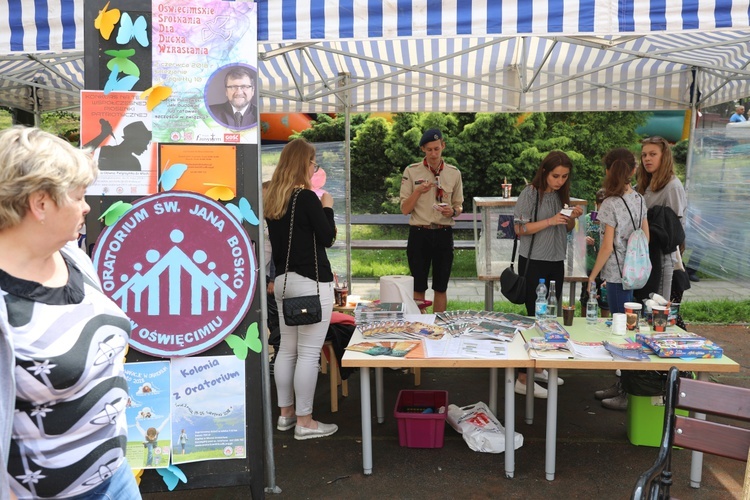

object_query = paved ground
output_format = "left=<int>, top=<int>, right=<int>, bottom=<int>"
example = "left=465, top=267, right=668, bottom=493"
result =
left=351, top=277, right=750, bottom=305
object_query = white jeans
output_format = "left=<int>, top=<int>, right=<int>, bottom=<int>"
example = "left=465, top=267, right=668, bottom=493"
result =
left=274, top=273, right=334, bottom=416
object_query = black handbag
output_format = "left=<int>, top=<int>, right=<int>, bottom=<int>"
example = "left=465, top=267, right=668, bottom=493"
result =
left=281, top=189, right=323, bottom=326
left=500, top=191, right=538, bottom=305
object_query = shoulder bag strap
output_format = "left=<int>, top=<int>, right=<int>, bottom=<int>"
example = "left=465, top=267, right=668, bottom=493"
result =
left=613, top=194, right=640, bottom=277
left=281, top=189, right=320, bottom=300
left=513, top=190, right=539, bottom=277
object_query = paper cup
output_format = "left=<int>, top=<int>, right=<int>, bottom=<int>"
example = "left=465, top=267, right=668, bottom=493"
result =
left=611, top=313, right=627, bottom=336
left=624, top=302, right=642, bottom=331
left=652, top=305, right=668, bottom=332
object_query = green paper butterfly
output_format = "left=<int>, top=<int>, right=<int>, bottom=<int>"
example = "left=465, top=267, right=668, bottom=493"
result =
left=99, top=200, right=133, bottom=226
left=225, top=322, right=262, bottom=360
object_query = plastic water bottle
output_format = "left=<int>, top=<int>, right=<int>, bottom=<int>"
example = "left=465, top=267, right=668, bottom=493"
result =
left=587, top=281, right=599, bottom=324
left=546, top=280, right=558, bottom=319
left=534, top=279, right=547, bottom=320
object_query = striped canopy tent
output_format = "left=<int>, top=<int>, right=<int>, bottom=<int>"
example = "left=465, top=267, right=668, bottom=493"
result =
left=0, top=0, right=83, bottom=117
left=258, top=0, right=750, bottom=113
left=1, top=1, right=749, bottom=116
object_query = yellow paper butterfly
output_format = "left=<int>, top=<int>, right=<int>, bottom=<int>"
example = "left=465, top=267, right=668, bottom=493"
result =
left=94, top=1, right=121, bottom=40
left=140, top=84, right=173, bottom=112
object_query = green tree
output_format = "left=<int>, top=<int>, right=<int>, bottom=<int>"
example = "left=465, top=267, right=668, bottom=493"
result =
left=350, top=117, right=395, bottom=212
left=294, top=113, right=368, bottom=142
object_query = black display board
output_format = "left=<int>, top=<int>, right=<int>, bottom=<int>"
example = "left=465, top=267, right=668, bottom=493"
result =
left=83, top=1, right=265, bottom=497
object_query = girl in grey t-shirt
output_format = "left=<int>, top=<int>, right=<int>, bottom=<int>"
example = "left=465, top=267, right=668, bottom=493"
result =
left=588, top=148, right=650, bottom=314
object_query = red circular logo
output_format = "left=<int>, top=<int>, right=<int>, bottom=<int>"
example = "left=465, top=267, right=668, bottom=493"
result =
left=93, top=192, right=257, bottom=357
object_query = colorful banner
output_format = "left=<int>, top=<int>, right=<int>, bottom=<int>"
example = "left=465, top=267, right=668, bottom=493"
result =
left=171, top=356, right=247, bottom=463
left=80, top=90, right=158, bottom=196
left=151, top=0, right=258, bottom=144
left=92, top=192, right=257, bottom=357
left=124, top=361, right=172, bottom=470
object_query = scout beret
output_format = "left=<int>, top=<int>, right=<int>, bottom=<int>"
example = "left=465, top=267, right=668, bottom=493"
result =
left=419, top=128, right=443, bottom=146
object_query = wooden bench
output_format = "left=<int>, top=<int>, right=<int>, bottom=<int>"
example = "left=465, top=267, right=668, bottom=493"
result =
left=346, top=213, right=480, bottom=250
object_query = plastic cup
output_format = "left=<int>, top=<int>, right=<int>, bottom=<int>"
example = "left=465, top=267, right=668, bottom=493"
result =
left=562, top=306, right=576, bottom=326
left=334, top=285, right=349, bottom=306
left=502, top=184, right=512, bottom=198
left=652, top=305, right=668, bottom=332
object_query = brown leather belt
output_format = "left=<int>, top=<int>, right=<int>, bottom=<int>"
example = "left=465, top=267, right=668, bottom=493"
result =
left=415, top=223, right=451, bottom=230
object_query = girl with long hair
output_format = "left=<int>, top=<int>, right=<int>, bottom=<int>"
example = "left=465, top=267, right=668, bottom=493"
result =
left=588, top=148, right=650, bottom=315
left=266, top=138, right=338, bottom=440
left=513, top=151, right=584, bottom=398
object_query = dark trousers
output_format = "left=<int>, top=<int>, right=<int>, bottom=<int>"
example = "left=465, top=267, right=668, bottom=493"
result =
left=518, top=257, right=564, bottom=316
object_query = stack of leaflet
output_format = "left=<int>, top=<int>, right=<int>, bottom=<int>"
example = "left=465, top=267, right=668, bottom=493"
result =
left=435, top=310, right=535, bottom=338
left=354, top=302, right=404, bottom=324
left=359, top=320, right=446, bottom=341
left=635, top=331, right=723, bottom=359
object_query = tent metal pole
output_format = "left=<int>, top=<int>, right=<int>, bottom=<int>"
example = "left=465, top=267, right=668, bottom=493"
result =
left=685, top=68, right=699, bottom=193
left=257, top=126, right=281, bottom=495
left=338, top=73, right=352, bottom=290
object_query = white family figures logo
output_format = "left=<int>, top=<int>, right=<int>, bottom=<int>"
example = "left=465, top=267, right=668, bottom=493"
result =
left=94, top=192, right=257, bottom=357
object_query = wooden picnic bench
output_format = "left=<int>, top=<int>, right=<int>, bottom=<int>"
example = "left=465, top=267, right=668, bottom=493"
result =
left=346, top=213, right=479, bottom=250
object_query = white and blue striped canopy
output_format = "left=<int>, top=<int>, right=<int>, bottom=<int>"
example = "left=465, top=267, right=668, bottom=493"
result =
left=257, top=0, right=750, bottom=112
left=1, top=0, right=749, bottom=113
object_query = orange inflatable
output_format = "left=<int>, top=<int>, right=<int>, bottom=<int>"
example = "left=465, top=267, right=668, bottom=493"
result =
left=259, top=113, right=315, bottom=142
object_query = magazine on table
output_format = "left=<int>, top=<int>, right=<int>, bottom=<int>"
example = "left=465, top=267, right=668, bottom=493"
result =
left=463, top=320, right=518, bottom=342
left=566, top=339, right=613, bottom=360
left=423, top=336, right=509, bottom=359
left=359, top=320, right=446, bottom=341
left=345, top=341, right=420, bottom=357
left=524, top=337, right=574, bottom=359
left=603, top=341, right=651, bottom=361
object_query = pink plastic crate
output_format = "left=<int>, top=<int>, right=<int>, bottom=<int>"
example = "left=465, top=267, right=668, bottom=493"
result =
left=394, top=390, right=448, bottom=448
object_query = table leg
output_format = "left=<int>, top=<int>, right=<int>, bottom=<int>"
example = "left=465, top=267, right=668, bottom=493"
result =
left=568, top=281, right=577, bottom=309
left=485, top=281, right=494, bottom=311
left=360, top=367, right=373, bottom=475
left=489, top=368, right=498, bottom=416
left=375, top=367, right=384, bottom=424
left=545, top=367, right=559, bottom=481
left=525, top=368, right=534, bottom=424
left=690, top=372, right=709, bottom=488
left=505, top=367, right=515, bottom=478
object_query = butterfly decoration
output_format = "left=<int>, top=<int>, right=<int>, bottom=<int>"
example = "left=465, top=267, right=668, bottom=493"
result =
left=103, top=63, right=139, bottom=94
left=158, top=163, right=188, bottom=191
left=155, top=464, right=187, bottom=491
left=105, top=49, right=139, bottom=77
left=116, top=13, right=150, bottom=47
left=140, top=84, right=173, bottom=112
left=226, top=197, right=259, bottom=226
left=94, top=1, right=121, bottom=40
left=203, top=183, right=235, bottom=201
left=131, top=468, right=144, bottom=486
left=99, top=201, right=133, bottom=226
left=225, top=322, right=262, bottom=360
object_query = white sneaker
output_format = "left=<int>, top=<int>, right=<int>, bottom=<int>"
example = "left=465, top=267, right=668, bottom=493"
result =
left=534, top=369, right=564, bottom=386
left=514, top=379, right=548, bottom=399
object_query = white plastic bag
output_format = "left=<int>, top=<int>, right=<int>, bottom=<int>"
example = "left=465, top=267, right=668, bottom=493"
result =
left=446, top=402, right=523, bottom=454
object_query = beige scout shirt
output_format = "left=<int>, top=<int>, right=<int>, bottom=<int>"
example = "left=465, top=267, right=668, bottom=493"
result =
left=400, top=161, right=464, bottom=226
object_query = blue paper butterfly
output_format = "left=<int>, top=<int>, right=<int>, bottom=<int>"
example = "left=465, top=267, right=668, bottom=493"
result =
left=158, top=163, right=188, bottom=191
left=226, top=197, right=259, bottom=226
left=156, top=464, right=187, bottom=491
left=103, top=63, right=139, bottom=94
left=116, top=13, right=149, bottom=47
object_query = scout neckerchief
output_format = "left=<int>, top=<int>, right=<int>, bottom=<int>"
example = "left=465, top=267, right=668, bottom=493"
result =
left=424, top=158, right=445, bottom=203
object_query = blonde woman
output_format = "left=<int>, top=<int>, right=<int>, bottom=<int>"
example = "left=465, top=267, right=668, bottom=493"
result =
left=265, top=138, right=338, bottom=440
left=0, top=127, right=140, bottom=499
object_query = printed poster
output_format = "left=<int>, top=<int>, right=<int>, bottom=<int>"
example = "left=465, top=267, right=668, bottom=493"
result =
left=171, top=356, right=247, bottom=463
left=80, top=90, right=158, bottom=196
left=152, top=0, right=258, bottom=144
left=124, top=361, right=172, bottom=469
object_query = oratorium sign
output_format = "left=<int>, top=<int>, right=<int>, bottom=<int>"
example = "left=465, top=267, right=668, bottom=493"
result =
left=93, top=192, right=257, bottom=357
